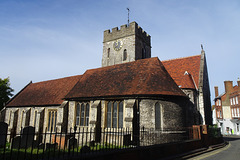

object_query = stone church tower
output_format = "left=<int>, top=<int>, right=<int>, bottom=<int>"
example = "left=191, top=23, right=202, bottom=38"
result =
left=102, top=21, right=151, bottom=67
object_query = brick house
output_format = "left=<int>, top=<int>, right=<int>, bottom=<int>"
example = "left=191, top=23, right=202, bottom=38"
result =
left=1, top=22, right=212, bottom=142
left=214, top=80, right=240, bottom=135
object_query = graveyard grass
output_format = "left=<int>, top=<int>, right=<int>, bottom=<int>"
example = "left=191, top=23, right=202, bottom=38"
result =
left=0, top=143, right=129, bottom=159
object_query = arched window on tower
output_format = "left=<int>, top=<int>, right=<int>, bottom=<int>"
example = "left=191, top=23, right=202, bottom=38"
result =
left=142, top=48, right=146, bottom=59
left=123, top=49, right=127, bottom=61
left=107, top=48, right=110, bottom=58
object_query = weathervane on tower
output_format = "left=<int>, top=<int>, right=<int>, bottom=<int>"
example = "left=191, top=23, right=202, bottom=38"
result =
left=127, top=8, right=130, bottom=26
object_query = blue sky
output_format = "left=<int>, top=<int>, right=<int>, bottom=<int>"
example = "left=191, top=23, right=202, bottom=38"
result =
left=1, top=0, right=240, bottom=101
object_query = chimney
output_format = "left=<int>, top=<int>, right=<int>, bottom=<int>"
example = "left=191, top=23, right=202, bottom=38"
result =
left=224, top=81, right=233, bottom=93
left=214, top=86, right=219, bottom=97
left=238, top=78, right=240, bottom=87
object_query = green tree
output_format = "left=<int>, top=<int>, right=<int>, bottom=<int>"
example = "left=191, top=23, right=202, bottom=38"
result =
left=0, top=77, right=14, bottom=110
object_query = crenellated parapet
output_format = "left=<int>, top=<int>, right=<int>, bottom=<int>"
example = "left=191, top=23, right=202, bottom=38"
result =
left=103, top=21, right=151, bottom=45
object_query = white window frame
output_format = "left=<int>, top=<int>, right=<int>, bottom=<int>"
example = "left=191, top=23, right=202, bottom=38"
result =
left=237, top=108, right=240, bottom=117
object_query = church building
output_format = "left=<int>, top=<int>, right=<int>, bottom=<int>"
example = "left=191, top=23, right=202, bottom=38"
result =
left=1, top=22, right=212, bottom=139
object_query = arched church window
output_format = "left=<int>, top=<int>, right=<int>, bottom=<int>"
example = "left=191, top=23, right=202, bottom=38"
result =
left=155, top=102, right=162, bottom=130
left=25, top=109, right=31, bottom=127
left=9, top=111, right=12, bottom=125
left=107, top=48, right=110, bottom=58
left=119, top=101, right=123, bottom=128
left=80, top=103, right=85, bottom=126
left=20, top=111, right=24, bottom=129
left=123, top=49, right=127, bottom=61
left=85, top=103, right=90, bottom=126
left=76, top=103, right=80, bottom=126
left=106, top=101, right=124, bottom=128
left=107, top=102, right=112, bottom=128
left=34, top=111, right=37, bottom=127
left=75, top=102, right=90, bottom=126
left=47, top=110, right=57, bottom=132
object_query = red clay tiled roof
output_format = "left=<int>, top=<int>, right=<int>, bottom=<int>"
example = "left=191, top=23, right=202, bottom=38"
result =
left=65, top=57, right=186, bottom=99
left=7, top=75, right=82, bottom=107
left=162, top=55, right=201, bottom=89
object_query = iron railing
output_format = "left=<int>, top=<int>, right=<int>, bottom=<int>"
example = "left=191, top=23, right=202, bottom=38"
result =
left=0, top=126, right=196, bottom=160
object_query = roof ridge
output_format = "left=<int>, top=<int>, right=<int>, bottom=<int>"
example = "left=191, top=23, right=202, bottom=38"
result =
left=162, top=54, right=201, bottom=62
left=32, top=74, right=82, bottom=84
left=86, top=57, right=159, bottom=73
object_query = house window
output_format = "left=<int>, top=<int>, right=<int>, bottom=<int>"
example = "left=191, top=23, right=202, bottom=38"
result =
left=236, top=97, right=238, bottom=104
left=123, top=49, right=127, bottom=61
left=47, top=110, right=57, bottom=132
left=237, top=108, right=240, bottom=117
left=155, top=102, right=162, bottom=130
left=230, top=98, right=233, bottom=105
left=220, top=110, right=222, bottom=118
left=75, top=103, right=90, bottom=126
left=106, top=101, right=123, bottom=128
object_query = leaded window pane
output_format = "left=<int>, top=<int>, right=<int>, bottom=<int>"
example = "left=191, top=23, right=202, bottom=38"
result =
left=112, top=102, right=118, bottom=128
left=107, top=102, right=112, bottom=128
left=80, top=104, right=85, bottom=126
left=85, top=103, right=90, bottom=126
left=54, top=111, right=57, bottom=132
left=118, top=101, right=123, bottom=128
left=48, top=112, right=51, bottom=132
left=76, top=104, right=80, bottom=125
left=51, top=112, right=54, bottom=132
left=34, top=111, right=37, bottom=127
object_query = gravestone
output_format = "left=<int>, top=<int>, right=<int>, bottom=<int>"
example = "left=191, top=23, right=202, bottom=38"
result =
left=21, top=126, right=35, bottom=148
left=11, top=136, right=21, bottom=149
left=46, top=143, right=58, bottom=150
left=0, top=122, right=8, bottom=147
left=67, top=137, right=77, bottom=149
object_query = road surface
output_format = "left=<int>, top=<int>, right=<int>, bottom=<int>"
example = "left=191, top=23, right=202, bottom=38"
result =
left=189, top=136, right=240, bottom=160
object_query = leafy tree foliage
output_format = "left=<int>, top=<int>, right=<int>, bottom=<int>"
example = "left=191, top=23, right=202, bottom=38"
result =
left=0, top=77, right=14, bottom=110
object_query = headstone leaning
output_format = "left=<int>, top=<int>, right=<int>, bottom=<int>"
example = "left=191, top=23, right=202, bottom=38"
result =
left=0, top=122, right=8, bottom=147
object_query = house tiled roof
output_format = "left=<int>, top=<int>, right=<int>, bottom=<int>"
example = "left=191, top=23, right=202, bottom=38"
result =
left=230, top=85, right=240, bottom=96
left=162, top=55, right=201, bottom=89
left=6, top=75, right=82, bottom=107
left=65, top=57, right=186, bottom=100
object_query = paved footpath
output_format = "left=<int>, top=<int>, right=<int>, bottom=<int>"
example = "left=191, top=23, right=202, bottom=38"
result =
left=188, top=136, right=240, bottom=160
